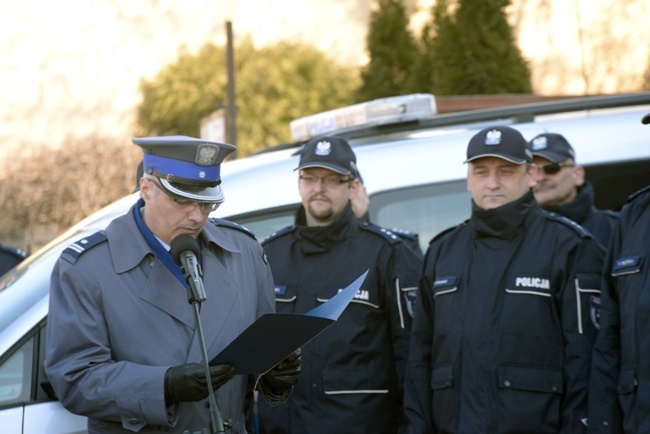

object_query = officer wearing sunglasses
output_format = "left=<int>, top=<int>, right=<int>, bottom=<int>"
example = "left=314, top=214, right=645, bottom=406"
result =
left=529, top=132, right=619, bottom=246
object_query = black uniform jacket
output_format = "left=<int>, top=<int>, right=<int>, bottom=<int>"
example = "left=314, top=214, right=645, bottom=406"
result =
left=405, top=191, right=605, bottom=434
left=588, top=185, right=650, bottom=433
left=544, top=181, right=619, bottom=247
left=0, top=244, right=28, bottom=276
left=256, top=204, right=422, bottom=434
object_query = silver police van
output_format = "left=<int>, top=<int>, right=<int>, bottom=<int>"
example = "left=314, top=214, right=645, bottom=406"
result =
left=1, top=93, right=649, bottom=433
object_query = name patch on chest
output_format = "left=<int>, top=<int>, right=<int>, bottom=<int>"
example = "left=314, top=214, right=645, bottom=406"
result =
left=339, top=287, right=370, bottom=301
left=515, top=277, right=550, bottom=290
left=612, top=255, right=642, bottom=276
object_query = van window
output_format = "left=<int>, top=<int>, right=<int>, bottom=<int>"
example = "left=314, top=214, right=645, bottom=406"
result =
left=228, top=180, right=472, bottom=252
left=0, top=320, right=53, bottom=411
left=369, top=181, right=471, bottom=251
left=0, top=331, right=35, bottom=407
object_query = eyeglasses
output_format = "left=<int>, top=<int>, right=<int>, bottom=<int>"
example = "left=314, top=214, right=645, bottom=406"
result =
left=535, top=162, right=575, bottom=175
left=147, top=179, right=220, bottom=214
left=299, top=174, right=351, bottom=188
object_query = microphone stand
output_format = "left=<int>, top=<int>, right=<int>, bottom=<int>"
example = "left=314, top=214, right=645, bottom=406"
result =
left=186, top=272, right=226, bottom=434
left=172, top=236, right=230, bottom=434
left=190, top=299, right=226, bottom=434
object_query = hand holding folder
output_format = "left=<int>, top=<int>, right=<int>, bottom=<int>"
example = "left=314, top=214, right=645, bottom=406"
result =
left=210, top=270, right=369, bottom=375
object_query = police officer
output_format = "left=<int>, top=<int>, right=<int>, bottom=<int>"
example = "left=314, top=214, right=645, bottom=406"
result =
left=404, top=126, right=605, bottom=433
left=254, top=136, right=422, bottom=434
left=46, top=136, right=300, bottom=434
left=588, top=113, right=650, bottom=433
left=0, top=243, right=28, bottom=276
left=529, top=132, right=618, bottom=245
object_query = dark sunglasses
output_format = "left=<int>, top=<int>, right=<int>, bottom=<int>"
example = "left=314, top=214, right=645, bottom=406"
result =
left=535, top=162, right=575, bottom=175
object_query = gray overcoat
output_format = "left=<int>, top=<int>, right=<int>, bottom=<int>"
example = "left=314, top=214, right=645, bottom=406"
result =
left=46, top=204, right=276, bottom=433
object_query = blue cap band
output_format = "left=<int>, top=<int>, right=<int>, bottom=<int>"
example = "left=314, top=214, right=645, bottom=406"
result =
left=143, top=154, right=220, bottom=182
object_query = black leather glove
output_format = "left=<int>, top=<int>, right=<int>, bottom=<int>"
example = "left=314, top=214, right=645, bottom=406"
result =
left=164, top=363, right=235, bottom=403
left=263, top=348, right=302, bottom=391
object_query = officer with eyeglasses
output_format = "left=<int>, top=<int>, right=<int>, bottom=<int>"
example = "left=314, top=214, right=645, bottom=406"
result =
left=46, top=135, right=300, bottom=434
left=253, top=135, right=422, bottom=434
left=529, top=132, right=619, bottom=246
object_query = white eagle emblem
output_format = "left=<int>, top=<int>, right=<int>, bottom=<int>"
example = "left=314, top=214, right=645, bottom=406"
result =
left=196, top=145, right=218, bottom=165
left=315, top=140, right=332, bottom=156
left=531, top=136, right=548, bottom=150
left=484, top=129, right=502, bottom=145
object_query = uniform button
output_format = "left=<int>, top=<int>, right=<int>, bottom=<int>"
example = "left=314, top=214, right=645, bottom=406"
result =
left=551, top=386, right=558, bottom=392
left=312, top=383, right=317, bottom=388
left=503, top=380, right=511, bottom=387
left=128, top=418, right=142, bottom=425
left=602, top=421, right=609, bottom=427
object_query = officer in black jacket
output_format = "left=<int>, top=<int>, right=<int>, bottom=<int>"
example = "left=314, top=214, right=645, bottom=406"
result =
left=255, top=136, right=422, bottom=434
left=529, top=132, right=618, bottom=246
left=405, top=126, right=605, bottom=434
left=588, top=113, right=650, bottom=433
left=0, top=243, right=28, bottom=276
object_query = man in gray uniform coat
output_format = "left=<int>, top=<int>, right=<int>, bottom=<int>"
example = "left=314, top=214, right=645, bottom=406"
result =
left=46, top=136, right=300, bottom=433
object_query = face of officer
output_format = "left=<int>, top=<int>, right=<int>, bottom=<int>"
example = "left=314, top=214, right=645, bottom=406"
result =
left=299, top=167, right=360, bottom=227
left=139, top=177, right=211, bottom=244
left=532, top=156, right=585, bottom=208
left=467, top=157, right=537, bottom=210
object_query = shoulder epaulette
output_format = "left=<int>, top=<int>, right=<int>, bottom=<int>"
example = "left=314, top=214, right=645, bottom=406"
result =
left=545, top=212, right=591, bottom=238
left=626, top=184, right=650, bottom=203
left=61, top=231, right=108, bottom=264
left=261, top=225, right=295, bottom=245
left=209, top=218, right=256, bottom=240
left=0, top=244, right=28, bottom=259
left=429, top=220, right=469, bottom=245
left=387, top=227, right=419, bottom=242
left=359, top=221, right=405, bottom=245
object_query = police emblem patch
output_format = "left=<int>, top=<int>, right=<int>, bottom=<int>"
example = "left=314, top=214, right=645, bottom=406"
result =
left=484, top=129, right=502, bottom=145
left=315, top=140, right=332, bottom=156
left=589, top=295, right=601, bottom=330
left=196, top=145, right=218, bottom=165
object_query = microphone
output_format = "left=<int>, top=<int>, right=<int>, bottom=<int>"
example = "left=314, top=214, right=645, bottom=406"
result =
left=170, top=234, right=207, bottom=304
left=171, top=234, right=225, bottom=433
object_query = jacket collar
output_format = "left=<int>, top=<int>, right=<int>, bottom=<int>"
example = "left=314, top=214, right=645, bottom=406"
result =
left=294, top=202, right=356, bottom=254
left=471, top=190, right=538, bottom=239
left=543, top=180, right=594, bottom=225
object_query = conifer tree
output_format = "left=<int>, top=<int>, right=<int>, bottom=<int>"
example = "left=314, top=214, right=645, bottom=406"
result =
left=357, top=0, right=420, bottom=101
left=426, top=0, right=532, bottom=95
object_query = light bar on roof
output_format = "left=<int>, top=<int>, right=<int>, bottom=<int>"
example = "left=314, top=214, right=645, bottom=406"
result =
left=289, top=94, right=437, bottom=141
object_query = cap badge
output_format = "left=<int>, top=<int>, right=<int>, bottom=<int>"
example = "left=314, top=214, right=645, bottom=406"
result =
left=196, top=145, right=219, bottom=166
left=484, top=129, right=502, bottom=145
left=531, top=136, right=548, bottom=150
left=199, top=171, right=206, bottom=179
left=315, top=140, right=332, bottom=156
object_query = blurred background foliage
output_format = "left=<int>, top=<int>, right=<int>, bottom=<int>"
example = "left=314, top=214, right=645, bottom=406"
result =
left=1, top=0, right=635, bottom=253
